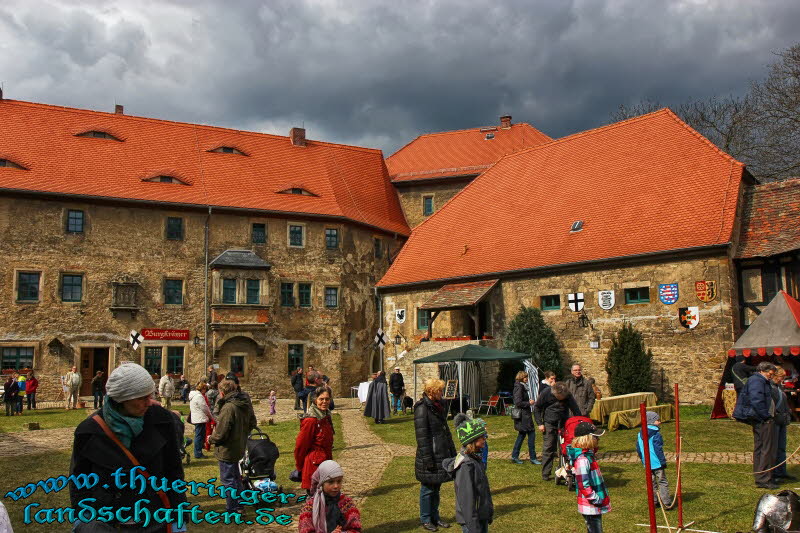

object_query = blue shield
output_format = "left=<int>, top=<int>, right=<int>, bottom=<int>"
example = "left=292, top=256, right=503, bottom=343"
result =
left=659, top=283, right=679, bottom=305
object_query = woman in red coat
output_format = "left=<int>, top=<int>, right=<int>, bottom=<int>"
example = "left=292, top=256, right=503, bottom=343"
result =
left=295, top=385, right=334, bottom=490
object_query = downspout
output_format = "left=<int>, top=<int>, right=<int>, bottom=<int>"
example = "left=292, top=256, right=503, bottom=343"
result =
left=204, top=206, right=211, bottom=371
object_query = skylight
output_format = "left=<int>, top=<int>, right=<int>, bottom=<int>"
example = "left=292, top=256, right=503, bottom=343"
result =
left=570, top=220, right=584, bottom=232
left=485, top=133, right=495, bottom=140
left=143, top=175, right=189, bottom=185
left=0, top=159, right=26, bottom=170
left=277, top=187, right=317, bottom=197
left=209, top=146, right=246, bottom=155
left=76, top=131, right=122, bottom=141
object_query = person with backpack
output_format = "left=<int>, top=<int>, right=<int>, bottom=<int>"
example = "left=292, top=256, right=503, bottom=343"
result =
left=636, top=411, right=672, bottom=508
left=733, top=361, right=779, bottom=489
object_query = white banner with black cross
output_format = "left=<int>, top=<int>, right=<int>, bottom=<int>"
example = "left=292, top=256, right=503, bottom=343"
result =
left=129, top=330, right=143, bottom=351
left=374, top=328, right=389, bottom=350
left=567, top=292, right=585, bottom=312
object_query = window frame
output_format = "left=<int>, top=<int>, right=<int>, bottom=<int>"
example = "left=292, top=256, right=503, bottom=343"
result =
left=222, top=278, right=237, bottom=304
left=166, top=346, right=184, bottom=374
left=325, top=228, right=339, bottom=249
left=144, top=346, right=163, bottom=376
left=298, top=283, right=312, bottom=308
left=288, top=344, right=304, bottom=375
left=66, top=209, right=85, bottom=234
left=324, top=286, right=339, bottom=309
left=251, top=223, right=267, bottom=244
left=280, top=282, right=295, bottom=307
left=165, top=217, right=184, bottom=241
left=16, top=271, right=41, bottom=302
left=288, top=223, right=305, bottom=248
left=417, top=308, right=430, bottom=330
left=624, top=287, right=651, bottom=305
left=61, top=273, right=84, bottom=303
left=374, top=237, right=383, bottom=259
left=1, top=346, right=34, bottom=372
left=423, top=196, right=434, bottom=217
left=541, top=294, right=561, bottom=311
left=246, top=279, right=260, bottom=305
left=163, top=278, right=184, bottom=305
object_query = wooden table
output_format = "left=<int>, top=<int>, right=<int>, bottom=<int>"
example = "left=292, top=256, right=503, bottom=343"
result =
left=607, top=404, right=673, bottom=431
left=589, top=391, right=658, bottom=423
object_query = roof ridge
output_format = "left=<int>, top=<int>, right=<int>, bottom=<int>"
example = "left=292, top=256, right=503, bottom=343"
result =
left=751, top=177, right=800, bottom=190
left=0, top=99, right=382, bottom=155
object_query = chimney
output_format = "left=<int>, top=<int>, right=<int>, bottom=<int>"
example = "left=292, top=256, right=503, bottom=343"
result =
left=290, top=127, right=306, bottom=147
left=115, top=104, right=124, bottom=115
left=500, top=115, right=512, bottom=129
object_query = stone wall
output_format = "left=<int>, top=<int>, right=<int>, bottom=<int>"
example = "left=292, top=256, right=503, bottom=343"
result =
left=380, top=253, right=738, bottom=404
left=0, top=195, right=400, bottom=399
left=394, top=180, right=472, bottom=228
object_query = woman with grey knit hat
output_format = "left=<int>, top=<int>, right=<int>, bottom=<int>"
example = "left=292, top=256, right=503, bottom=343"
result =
left=70, top=363, right=187, bottom=532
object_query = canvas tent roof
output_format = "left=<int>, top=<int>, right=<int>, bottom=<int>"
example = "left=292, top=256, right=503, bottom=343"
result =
left=728, top=290, right=800, bottom=357
left=413, top=343, right=530, bottom=364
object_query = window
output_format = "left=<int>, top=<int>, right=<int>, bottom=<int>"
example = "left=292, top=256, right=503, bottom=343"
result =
left=17, top=272, right=40, bottom=302
left=291, top=188, right=303, bottom=195
left=281, top=282, right=294, bottom=307
left=289, top=224, right=305, bottom=247
left=485, top=133, right=495, bottom=140
left=423, top=196, right=434, bottom=217
left=142, top=175, right=188, bottom=185
left=0, top=159, right=26, bottom=170
left=210, top=146, right=246, bottom=155
left=278, top=187, right=316, bottom=196
left=164, top=279, right=183, bottom=305
left=61, top=274, right=83, bottom=302
left=246, top=279, right=260, bottom=305
left=1, top=347, right=34, bottom=371
left=325, top=228, right=339, bottom=249
left=299, top=283, right=312, bottom=308
left=223, top=278, right=237, bottom=304
left=624, top=287, right=650, bottom=304
left=66, top=210, right=84, bottom=233
left=324, top=287, right=338, bottom=309
left=288, top=344, right=304, bottom=375
left=417, top=309, right=430, bottom=330
left=144, top=347, right=162, bottom=376
left=570, top=220, right=584, bottom=232
left=374, top=238, right=382, bottom=259
left=252, top=223, right=266, bottom=244
left=76, top=131, right=122, bottom=141
left=167, top=346, right=184, bottom=374
left=541, top=294, right=560, bottom=310
left=166, top=217, right=184, bottom=241
left=231, top=355, right=245, bottom=377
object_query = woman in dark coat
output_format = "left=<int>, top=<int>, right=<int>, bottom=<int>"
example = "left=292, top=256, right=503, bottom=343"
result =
left=512, top=371, right=541, bottom=465
left=363, top=371, right=391, bottom=424
left=414, top=378, right=457, bottom=531
left=70, top=363, right=186, bottom=532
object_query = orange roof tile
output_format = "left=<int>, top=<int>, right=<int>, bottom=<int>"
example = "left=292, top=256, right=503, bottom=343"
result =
left=378, top=109, right=745, bottom=288
left=387, top=122, right=551, bottom=183
left=0, top=99, right=409, bottom=236
left=736, top=178, right=800, bottom=258
left=420, top=279, right=499, bottom=310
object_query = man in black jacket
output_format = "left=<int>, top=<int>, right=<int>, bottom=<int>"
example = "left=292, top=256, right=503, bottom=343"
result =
left=731, top=356, right=757, bottom=394
left=533, top=381, right=581, bottom=481
left=733, top=361, right=779, bottom=488
left=291, top=367, right=304, bottom=410
left=389, top=366, right=405, bottom=414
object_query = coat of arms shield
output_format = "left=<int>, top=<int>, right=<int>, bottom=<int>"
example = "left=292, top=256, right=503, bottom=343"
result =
left=598, top=290, right=615, bottom=310
left=395, top=309, right=406, bottom=324
left=679, top=306, right=699, bottom=329
left=567, top=292, right=585, bottom=312
left=695, top=281, right=717, bottom=302
left=658, top=283, right=679, bottom=305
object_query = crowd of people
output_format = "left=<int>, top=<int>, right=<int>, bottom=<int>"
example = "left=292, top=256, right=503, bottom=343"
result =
left=2, top=370, right=37, bottom=415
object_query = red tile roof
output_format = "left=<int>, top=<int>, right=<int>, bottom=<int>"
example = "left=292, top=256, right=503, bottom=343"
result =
left=378, top=109, right=745, bottom=288
left=387, top=122, right=551, bottom=183
left=735, top=178, right=800, bottom=258
left=0, top=99, right=410, bottom=236
left=420, top=279, right=499, bottom=310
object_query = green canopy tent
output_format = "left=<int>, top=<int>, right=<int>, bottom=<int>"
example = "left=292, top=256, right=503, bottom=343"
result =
left=412, top=344, right=532, bottom=413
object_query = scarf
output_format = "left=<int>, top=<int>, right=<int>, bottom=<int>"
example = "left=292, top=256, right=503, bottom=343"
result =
left=102, top=399, right=145, bottom=449
left=310, top=460, right=345, bottom=533
left=306, top=404, right=329, bottom=420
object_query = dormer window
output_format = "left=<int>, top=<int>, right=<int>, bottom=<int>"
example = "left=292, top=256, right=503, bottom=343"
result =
left=0, top=159, right=26, bottom=170
left=209, top=146, right=246, bottom=155
left=485, top=133, right=495, bottom=140
left=143, top=175, right=189, bottom=185
left=277, top=187, right=317, bottom=197
left=570, top=220, right=584, bottom=233
left=76, top=131, right=122, bottom=141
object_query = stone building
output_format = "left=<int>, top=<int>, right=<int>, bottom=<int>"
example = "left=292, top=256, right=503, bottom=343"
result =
left=376, top=109, right=792, bottom=404
left=0, top=98, right=408, bottom=399
left=387, top=116, right=551, bottom=228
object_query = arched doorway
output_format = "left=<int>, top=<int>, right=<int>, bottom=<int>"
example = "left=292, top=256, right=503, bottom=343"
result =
left=218, top=336, right=259, bottom=380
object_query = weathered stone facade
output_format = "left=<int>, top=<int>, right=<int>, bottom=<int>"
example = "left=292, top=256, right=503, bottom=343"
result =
left=0, top=194, right=399, bottom=399
left=381, top=252, right=739, bottom=404
left=393, top=178, right=473, bottom=228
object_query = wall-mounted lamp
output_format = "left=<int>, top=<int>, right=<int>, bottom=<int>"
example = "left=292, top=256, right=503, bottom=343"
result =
left=394, top=332, right=407, bottom=346
left=330, top=338, right=340, bottom=351
left=193, top=335, right=202, bottom=346
left=578, top=310, right=592, bottom=329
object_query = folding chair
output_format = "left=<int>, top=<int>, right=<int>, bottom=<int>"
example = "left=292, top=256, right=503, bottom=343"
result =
left=478, top=394, right=501, bottom=415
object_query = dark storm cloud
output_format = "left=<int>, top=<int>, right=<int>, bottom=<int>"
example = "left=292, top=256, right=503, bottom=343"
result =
left=1, top=0, right=798, bottom=154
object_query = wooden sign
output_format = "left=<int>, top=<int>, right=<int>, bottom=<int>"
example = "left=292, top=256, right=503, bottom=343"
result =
left=444, top=379, right=459, bottom=399
left=141, top=328, right=190, bottom=341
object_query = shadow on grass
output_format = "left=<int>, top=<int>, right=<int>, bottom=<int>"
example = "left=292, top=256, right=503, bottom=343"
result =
left=366, top=503, right=529, bottom=533
left=600, top=466, right=631, bottom=488
left=491, top=484, right=530, bottom=496
left=366, top=482, right=418, bottom=497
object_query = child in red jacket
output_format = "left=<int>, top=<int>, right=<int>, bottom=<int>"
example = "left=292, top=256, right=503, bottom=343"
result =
left=299, top=460, right=361, bottom=533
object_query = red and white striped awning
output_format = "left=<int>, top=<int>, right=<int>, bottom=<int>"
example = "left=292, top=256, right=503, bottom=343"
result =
left=728, top=290, right=800, bottom=357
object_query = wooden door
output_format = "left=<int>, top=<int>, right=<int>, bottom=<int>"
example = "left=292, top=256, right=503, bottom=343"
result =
left=80, top=348, right=93, bottom=396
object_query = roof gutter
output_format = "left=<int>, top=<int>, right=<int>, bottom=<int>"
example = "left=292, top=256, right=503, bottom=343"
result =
left=376, top=243, right=731, bottom=292
left=0, top=187, right=410, bottom=238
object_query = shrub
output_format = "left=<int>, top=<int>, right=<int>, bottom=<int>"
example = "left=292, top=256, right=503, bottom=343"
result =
left=500, top=306, right=563, bottom=391
left=605, top=322, right=653, bottom=395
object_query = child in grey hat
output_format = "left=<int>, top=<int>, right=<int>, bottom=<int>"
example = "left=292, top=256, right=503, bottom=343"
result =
left=636, top=411, right=672, bottom=508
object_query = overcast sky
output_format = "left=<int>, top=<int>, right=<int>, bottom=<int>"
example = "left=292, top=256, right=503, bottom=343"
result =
left=1, top=0, right=798, bottom=155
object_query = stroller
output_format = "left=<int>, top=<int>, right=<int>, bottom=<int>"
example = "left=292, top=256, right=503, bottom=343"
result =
left=555, top=415, right=594, bottom=491
left=239, top=429, right=282, bottom=498
left=170, top=410, right=193, bottom=466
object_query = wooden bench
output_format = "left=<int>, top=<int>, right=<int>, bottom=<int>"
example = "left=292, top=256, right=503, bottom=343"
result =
left=607, top=404, right=673, bottom=431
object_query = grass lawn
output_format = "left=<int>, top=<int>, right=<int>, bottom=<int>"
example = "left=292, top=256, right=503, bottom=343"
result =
left=2, top=414, right=343, bottom=532
left=367, top=406, right=800, bottom=455
left=0, top=405, right=192, bottom=434
left=360, top=456, right=778, bottom=533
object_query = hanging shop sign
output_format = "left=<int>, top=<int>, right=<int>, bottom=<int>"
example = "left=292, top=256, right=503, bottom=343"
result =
left=598, top=290, right=615, bottom=310
left=695, top=281, right=717, bottom=303
left=679, top=307, right=699, bottom=329
left=658, top=283, right=679, bottom=305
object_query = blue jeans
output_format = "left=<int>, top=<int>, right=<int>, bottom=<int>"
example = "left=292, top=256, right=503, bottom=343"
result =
left=462, top=521, right=489, bottom=533
left=218, top=460, right=242, bottom=512
left=512, top=430, right=536, bottom=461
left=419, top=483, right=441, bottom=524
left=27, top=392, right=36, bottom=410
left=776, top=422, right=788, bottom=477
left=15, top=397, right=23, bottom=414
left=93, top=391, right=104, bottom=409
left=583, top=514, right=603, bottom=533
left=481, top=440, right=489, bottom=468
left=194, top=422, right=207, bottom=458
left=391, top=394, right=403, bottom=412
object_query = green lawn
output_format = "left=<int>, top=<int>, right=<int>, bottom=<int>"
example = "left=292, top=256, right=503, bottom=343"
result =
left=2, top=414, right=343, bottom=532
left=0, top=405, right=192, bottom=434
left=367, top=406, right=800, bottom=455
left=360, top=456, right=777, bottom=533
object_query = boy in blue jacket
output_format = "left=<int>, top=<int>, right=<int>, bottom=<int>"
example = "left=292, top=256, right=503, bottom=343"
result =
left=636, top=411, right=672, bottom=508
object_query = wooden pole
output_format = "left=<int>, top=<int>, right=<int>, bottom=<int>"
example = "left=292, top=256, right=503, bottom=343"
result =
left=674, top=383, right=684, bottom=528
left=640, top=402, right=658, bottom=532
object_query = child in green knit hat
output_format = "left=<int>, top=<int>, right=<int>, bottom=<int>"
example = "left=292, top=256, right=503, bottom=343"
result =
left=442, top=414, right=494, bottom=532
